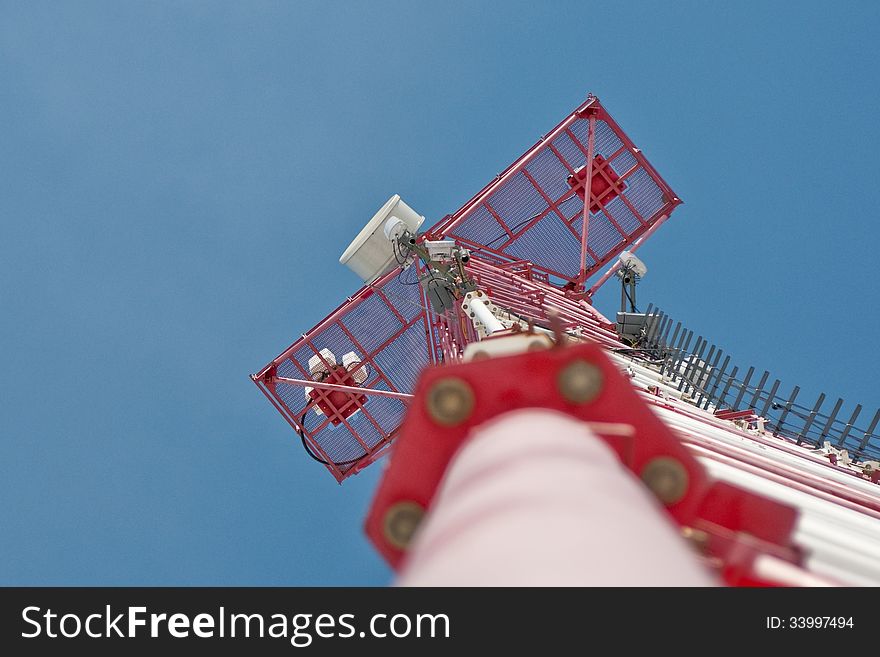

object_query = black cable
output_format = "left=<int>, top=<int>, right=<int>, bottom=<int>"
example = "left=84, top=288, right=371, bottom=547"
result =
left=622, top=283, right=639, bottom=313
left=298, top=413, right=369, bottom=466
left=391, top=237, right=425, bottom=286
left=397, top=257, right=424, bottom=285
left=470, top=211, right=544, bottom=254
left=398, top=263, right=421, bottom=285
left=396, top=212, right=542, bottom=286
left=392, top=236, right=410, bottom=268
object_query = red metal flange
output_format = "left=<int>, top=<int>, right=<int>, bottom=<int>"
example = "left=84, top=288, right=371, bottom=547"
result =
left=566, top=154, right=627, bottom=213
left=365, top=340, right=801, bottom=581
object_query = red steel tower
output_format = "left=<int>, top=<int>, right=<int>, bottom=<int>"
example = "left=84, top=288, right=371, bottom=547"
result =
left=252, top=95, right=880, bottom=586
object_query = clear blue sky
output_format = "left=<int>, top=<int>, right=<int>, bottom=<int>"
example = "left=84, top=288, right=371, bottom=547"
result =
left=2, top=1, right=878, bottom=585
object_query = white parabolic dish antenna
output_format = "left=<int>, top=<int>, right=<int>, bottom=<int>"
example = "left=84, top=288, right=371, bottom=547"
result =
left=339, top=194, right=425, bottom=283
left=618, top=250, right=648, bottom=278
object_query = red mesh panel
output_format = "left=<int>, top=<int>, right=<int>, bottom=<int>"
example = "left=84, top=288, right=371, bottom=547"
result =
left=566, top=154, right=625, bottom=212
left=253, top=268, right=435, bottom=482
left=254, top=95, right=679, bottom=482
left=429, top=97, right=681, bottom=284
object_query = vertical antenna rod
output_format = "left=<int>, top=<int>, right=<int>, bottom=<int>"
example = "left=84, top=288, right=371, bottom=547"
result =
left=578, top=110, right=597, bottom=290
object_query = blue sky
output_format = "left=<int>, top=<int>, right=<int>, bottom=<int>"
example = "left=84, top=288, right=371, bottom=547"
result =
left=1, top=1, right=878, bottom=585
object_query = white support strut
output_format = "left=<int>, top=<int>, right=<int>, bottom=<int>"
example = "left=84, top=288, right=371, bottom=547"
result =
left=466, top=297, right=505, bottom=335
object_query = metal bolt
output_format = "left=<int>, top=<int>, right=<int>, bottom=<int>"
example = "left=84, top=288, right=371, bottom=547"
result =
left=383, top=501, right=424, bottom=550
left=641, top=457, right=689, bottom=505
left=557, top=360, right=603, bottom=404
left=681, top=526, right=709, bottom=554
left=426, top=377, right=475, bottom=426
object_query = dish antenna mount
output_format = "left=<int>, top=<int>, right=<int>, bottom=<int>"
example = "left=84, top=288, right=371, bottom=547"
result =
left=616, top=251, right=647, bottom=313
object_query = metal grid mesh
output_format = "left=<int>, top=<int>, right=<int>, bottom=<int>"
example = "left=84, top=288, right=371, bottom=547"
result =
left=465, top=259, right=621, bottom=349
left=255, top=97, right=680, bottom=482
left=256, top=269, right=433, bottom=480
left=435, top=101, right=678, bottom=284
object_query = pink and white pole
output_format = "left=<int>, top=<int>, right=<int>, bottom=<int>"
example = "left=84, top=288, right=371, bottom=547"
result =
left=397, top=409, right=715, bottom=586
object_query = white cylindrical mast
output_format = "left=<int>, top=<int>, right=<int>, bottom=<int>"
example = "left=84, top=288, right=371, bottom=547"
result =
left=397, top=409, right=715, bottom=586
left=466, top=297, right=505, bottom=335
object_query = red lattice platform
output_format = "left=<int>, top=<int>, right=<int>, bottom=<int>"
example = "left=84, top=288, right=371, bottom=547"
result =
left=254, top=95, right=682, bottom=481
left=428, top=96, right=681, bottom=285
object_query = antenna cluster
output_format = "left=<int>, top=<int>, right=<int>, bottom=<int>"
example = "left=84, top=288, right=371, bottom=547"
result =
left=621, top=304, right=880, bottom=463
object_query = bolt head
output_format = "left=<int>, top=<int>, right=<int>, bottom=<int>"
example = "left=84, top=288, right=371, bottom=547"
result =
left=641, top=457, right=689, bottom=505
left=681, top=526, right=710, bottom=553
left=383, top=501, right=424, bottom=550
left=426, top=377, right=475, bottom=426
left=557, top=360, right=603, bottom=404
